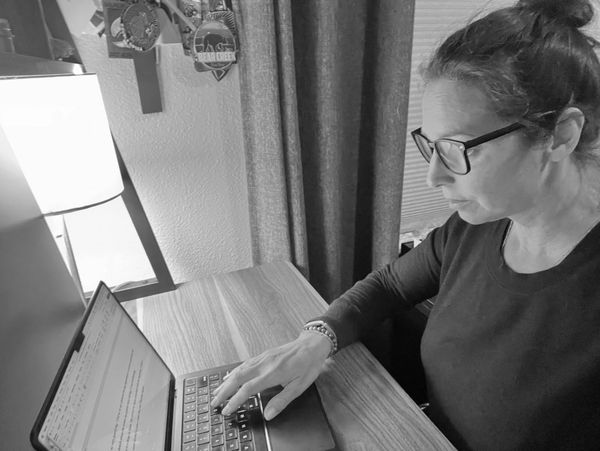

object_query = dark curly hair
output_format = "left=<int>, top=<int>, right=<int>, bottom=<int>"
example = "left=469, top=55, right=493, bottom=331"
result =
left=423, top=0, right=600, bottom=165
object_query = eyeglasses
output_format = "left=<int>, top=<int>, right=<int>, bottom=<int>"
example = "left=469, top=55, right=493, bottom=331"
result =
left=411, top=112, right=555, bottom=175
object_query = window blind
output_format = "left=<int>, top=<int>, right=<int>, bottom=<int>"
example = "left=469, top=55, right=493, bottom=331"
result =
left=400, top=0, right=513, bottom=233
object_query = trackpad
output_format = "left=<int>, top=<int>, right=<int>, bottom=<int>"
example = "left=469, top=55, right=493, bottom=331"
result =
left=261, top=384, right=337, bottom=451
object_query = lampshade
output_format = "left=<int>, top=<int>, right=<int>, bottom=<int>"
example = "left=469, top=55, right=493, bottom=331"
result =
left=0, top=73, right=123, bottom=215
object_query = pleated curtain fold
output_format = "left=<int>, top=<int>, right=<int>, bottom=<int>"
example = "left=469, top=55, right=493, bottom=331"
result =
left=233, top=0, right=416, bottom=303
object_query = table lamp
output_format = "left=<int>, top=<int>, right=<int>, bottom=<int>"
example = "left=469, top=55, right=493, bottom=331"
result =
left=0, top=73, right=124, bottom=304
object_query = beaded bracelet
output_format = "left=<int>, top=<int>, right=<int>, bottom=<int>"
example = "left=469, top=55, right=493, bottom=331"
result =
left=302, top=320, right=338, bottom=358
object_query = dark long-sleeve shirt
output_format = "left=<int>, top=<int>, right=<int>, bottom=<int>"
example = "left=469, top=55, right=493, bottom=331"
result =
left=316, top=213, right=600, bottom=450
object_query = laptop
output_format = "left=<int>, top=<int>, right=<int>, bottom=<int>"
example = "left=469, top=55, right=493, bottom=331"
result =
left=30, top=281, right=337, bottom=451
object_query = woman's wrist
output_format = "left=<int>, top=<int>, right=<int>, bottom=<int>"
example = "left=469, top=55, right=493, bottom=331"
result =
left=298, top=329, right=333, bottom=361
left=301, top=320, right=338, bottom=358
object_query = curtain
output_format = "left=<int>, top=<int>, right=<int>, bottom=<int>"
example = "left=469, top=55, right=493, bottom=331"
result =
left=233, top=0, right=415, bottom=303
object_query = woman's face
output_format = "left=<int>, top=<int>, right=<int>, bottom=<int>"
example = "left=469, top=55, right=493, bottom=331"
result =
left=421, top=78, right=549, bottom=225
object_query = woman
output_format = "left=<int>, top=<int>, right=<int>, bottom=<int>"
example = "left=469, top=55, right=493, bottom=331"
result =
left=213, top=0, right=600, bottom=449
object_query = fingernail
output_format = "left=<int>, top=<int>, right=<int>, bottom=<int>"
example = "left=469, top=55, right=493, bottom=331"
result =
left=221, top=406, right=230, bottom=416
left=264, top=407, right=275, bottom=421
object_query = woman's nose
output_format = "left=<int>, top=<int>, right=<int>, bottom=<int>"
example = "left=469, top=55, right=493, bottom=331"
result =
left=426, top=151, right=454, bottom=188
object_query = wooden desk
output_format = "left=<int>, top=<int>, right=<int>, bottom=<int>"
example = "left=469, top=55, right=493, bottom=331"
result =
left=123, top=262, right=455, bottom=450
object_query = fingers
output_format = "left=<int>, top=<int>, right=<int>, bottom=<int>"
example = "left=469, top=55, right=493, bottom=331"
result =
left=211, top=361, right=255, bottom=408
left=210, top=338, right=325, bottom=418
left=222, top=373, right=274, bottom=415
left=263, top=375, right=316, bottom=421
left=212, top=356, right=279, bottom=415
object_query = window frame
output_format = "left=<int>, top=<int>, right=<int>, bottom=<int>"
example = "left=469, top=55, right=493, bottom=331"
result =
left=111, top=139, right=175, bottom=301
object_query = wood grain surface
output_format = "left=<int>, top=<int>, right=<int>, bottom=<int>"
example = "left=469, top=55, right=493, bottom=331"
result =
left=124, top=261, right=456, bottom=450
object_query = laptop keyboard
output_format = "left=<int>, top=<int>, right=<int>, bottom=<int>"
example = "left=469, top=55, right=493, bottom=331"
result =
left=181, top=370, right=260, bottom=451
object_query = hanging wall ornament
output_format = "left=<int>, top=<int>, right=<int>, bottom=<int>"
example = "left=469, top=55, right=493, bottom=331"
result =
left=121, top=1, right=161, bottom=52
left=205, top=2, right=236, bottom=38
left=161, top=0, right=201, bottom=56
left=116, top=0, right=163, bottom=114
left=102, top=0, right=137, bottom=58
left=192, top=0, right=238, bottom=81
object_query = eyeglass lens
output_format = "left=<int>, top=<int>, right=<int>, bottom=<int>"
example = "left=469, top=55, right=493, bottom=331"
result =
left=414, top=134, right=433, bottom=162
left=414, top=134, right=468, bottom=174
left=435, top=141, right=467, bottom=174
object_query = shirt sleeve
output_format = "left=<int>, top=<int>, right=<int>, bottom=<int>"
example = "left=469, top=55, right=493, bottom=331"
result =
left=312, top=214, right=454, bottom=349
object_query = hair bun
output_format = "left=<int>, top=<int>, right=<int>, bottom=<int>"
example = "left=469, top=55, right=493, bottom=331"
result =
left=517, top=0, right=594, bottom=28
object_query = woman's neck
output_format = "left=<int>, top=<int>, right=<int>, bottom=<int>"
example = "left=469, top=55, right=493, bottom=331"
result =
left=503, top=163, right=600, bottom=273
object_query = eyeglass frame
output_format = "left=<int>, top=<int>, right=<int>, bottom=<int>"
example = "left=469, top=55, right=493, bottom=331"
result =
left=411, top=111, right=556, bottom=175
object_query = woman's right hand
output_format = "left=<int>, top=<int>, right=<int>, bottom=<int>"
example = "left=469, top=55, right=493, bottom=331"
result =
left=210, top=330, right=332, bottom=420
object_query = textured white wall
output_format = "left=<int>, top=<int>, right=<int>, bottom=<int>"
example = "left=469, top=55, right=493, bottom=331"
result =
left=73, top=34, right=252, bottom=283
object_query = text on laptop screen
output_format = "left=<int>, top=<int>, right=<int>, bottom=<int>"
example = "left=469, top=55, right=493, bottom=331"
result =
left=37, top=285, right=172, bottom=451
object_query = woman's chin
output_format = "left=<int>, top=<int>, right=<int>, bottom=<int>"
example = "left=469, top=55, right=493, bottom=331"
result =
left=456, top=206, right=500, bottom=225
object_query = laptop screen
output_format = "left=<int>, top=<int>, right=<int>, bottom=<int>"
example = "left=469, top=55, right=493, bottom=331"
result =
left=33, top=283, right=173, bottom=451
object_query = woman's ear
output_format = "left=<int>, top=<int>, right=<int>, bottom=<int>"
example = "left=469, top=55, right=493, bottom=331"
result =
left=548, top=107, right=585, bottom=162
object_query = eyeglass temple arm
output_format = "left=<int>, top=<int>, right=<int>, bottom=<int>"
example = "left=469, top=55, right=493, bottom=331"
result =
left=463, top=110, right=557, bottom=149
left=462, top=122, right=525, bottom=149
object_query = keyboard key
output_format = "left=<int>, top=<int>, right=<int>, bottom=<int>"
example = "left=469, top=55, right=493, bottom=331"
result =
left=211, top=406, right=222, bottom=415
left=238, top=421, right=249, bottom=431
left=185, top=386, right=197, bottom=395
left=247, top=397, right=258, bottom=410
left=225, top=429, right=238, bottom=440
left=240, top=430, right=252, bottom=443
left=184, top=422, right=196, bottom=432
left=197, top=394, right=209, bottom=404
left=185, top=403, right=196, bottom=412
left=211, top=414, right=223, bottom=425
left=197, top=445, right=210, bottom=451
left=197, top=404, right=209, bottom=414
left=197, top=422, right=210, bottom=434
left=197, top=432, right=210, bottom=444
left=185, top=378, right=196, bottom=387
left=198, top=375, right=209, bottom=387
left=209, top=380, right=220, bottom=388
left=197, top=412, right=210, bottom=423
left=183, top=431, right=196, bottom=443
left=185, top=394, right=196, bottom=404
left=241, top=443, right=254, bottom=451
left=211, top=424, right=224, bottom=435
left=213, top=446, right=225, bottom=451
left=226, top=439, right=239, bottom=450
left=183, top=444, right=195, bottom=451
left=197, top=386, right=209, bottom=396
left=209, top=373, right=220, bottom=381
left=184, top=412, right=196, bottom=422
left=236, top=411, right=248, bottom=422
left=213, top=435, right=224, bottom=446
